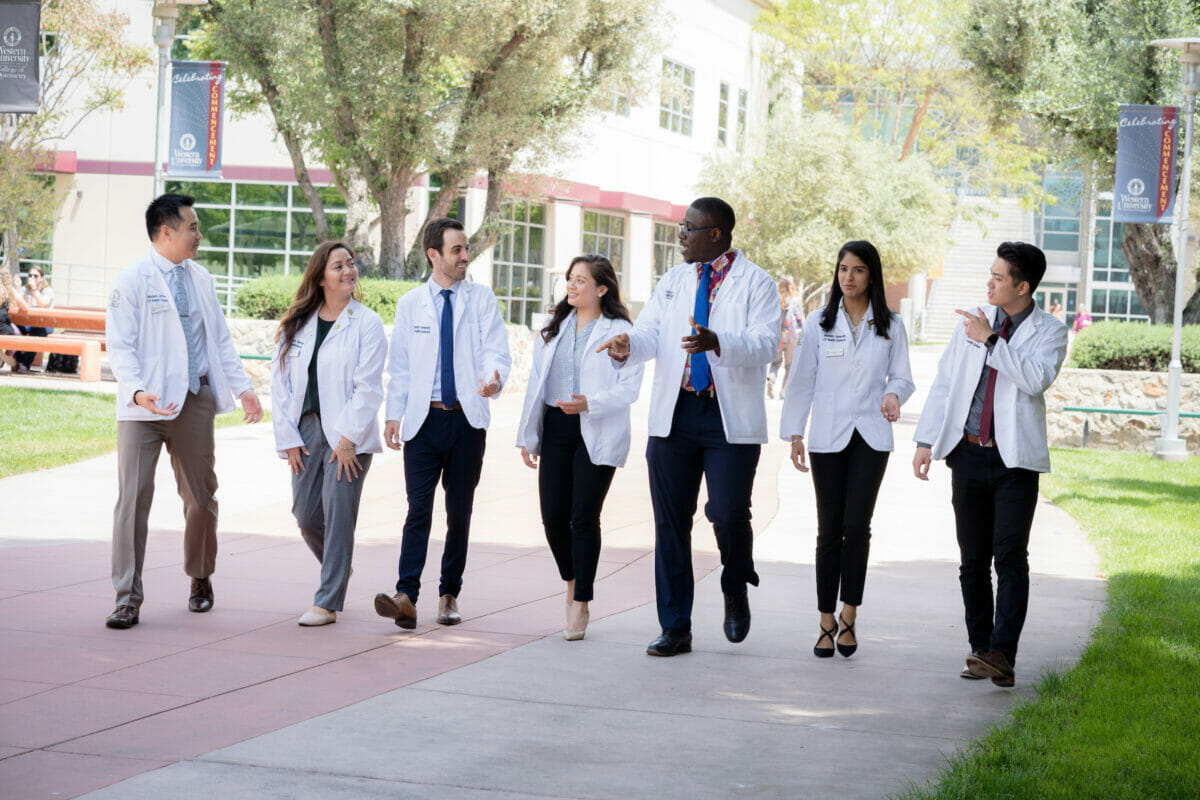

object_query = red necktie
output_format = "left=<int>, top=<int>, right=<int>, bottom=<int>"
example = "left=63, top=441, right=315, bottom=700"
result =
left=979, top=316, right=1012, bottom=446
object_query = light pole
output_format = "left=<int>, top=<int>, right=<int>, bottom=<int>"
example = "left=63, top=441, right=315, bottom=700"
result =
left=1150, top=38, right=1200, bottom=461
left=151, top=0, right=207, bottom=199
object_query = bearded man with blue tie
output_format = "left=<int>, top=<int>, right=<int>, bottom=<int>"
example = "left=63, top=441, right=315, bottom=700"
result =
left=105, top=194, right=263, bottom=630
left=596, top=197, right=779, bottom=656
left=376, top=218, right=511, bottom=630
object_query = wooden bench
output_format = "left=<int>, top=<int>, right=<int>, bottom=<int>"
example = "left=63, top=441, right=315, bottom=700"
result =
left=9, top=306, right=106, bottom=332
left=0, top=335, right=102, bottom=381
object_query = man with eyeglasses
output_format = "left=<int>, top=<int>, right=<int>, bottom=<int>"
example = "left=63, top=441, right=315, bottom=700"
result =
left=596, top=197, right=779, bottom=656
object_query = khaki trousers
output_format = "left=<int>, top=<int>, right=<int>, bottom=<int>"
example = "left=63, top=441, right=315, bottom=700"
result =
left=112, top=385, right=218, bottom=608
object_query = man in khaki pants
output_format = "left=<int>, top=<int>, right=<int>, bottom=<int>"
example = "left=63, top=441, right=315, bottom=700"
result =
left=104, top=194, right=262, bottom=629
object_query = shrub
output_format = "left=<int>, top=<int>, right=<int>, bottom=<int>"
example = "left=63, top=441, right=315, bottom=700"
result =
left=234, top=274, right=422, bottom=321
left=1068, top=320, right=1200, bottom=372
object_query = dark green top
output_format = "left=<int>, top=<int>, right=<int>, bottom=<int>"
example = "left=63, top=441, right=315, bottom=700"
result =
left=300, top=317, right=336, bottom=418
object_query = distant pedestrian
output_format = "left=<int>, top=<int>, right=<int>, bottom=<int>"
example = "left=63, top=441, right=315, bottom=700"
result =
left=767, top=275, right=803, bottom=399
left=15, top=267, right=53, bottom=373
left=912, top=241, right=1067, bottom=687
left=781, top=240, right=914, bottom=659
left=271, top=241, right=387, bottom=627
left=516, top=255, right=644, bottom=641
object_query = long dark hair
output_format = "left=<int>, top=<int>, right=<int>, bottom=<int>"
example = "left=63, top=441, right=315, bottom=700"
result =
left=276, top=240, right=360, bottom=358
left=819, top=240, right=891, bottom=339
left=540, top=255, right=630, bottom=343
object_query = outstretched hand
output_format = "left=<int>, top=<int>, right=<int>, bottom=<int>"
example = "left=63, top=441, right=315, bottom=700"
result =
left=596, top=332, right=630, bottom=363
left=682, top=316, right=720, bottom=355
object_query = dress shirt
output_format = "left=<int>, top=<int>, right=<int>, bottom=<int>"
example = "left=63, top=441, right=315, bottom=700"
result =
left=964, top=303, right=1034, bottom=438
left=544, top=317, right=597, bottom=406
left=683, top=249, right=735, bottom=390
left=151, top=248, right=209, bottom=380
left=427, top=278, right=460, bottom=403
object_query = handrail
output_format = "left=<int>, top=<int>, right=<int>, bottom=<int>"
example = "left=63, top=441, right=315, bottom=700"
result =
left=1063, top=406, right=1200, bottom=419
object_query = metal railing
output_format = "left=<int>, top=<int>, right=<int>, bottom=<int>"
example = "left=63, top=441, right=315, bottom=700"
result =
left=15, top=260, right=251, bottom=315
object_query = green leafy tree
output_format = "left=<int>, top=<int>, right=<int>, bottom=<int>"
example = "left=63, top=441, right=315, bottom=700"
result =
left=960, top=0, right=1200, bottom=323
left=700, top=111, right=952, bottom=303
left=194, top=0, right=658, bottom=279
left=0, top=0, right=150, bottom=276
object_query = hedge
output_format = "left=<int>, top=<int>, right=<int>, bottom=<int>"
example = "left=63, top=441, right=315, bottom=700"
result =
left=1067, top=320, right=1200, bottom=372
left=235, top=274, right=423, bottom=321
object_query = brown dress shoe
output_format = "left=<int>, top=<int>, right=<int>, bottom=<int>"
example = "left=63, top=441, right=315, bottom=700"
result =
left=106, top=605, right=139, bottom=629
left=437, top=594, right=461, bottom=625
left=966, top=650, right=1015, bottom=687
left=188, top=577, right=214, bottom=613
left=374, top=592, right=417, bottom=629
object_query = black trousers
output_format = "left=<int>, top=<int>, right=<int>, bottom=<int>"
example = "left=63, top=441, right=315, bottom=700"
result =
left=646, top=390, right=761, bottom=632
left=15, top=326, right=48, bottom=368
left=537, top=407, right=616, bottom=602
left=395, top=407, right=486, bottom=603
left=947, top=439, right=1040, bottom=663
left=809, top=430, right=890, bottom=613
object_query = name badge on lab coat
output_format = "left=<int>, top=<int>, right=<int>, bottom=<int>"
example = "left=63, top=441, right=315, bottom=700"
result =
left=149, top=298, right=170, bottom=314
left=824, top=347, right=844, bottom=358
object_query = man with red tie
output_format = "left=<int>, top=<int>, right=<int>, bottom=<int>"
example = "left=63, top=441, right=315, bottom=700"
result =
left=912, top=242, right=1068, bottom=687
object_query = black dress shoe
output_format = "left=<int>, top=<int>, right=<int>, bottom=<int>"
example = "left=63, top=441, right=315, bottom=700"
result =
left=723, top=591, right=750, bottom=643
left=646, top=629, right=693, bottom=657
left=188, top=577, right=214, bottom=613
left=106, top=605, right=139, bottom=629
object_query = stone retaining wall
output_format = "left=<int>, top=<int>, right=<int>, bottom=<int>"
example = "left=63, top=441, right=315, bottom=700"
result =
left=228, top=319, right=538, bottom=401
left=1047, top=367, right=1200, bottom=453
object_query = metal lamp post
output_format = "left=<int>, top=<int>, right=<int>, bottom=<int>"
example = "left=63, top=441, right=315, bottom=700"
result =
left=1150, top=38, right=1200, bottom=461
left=151, top=0, right=207, bottom=198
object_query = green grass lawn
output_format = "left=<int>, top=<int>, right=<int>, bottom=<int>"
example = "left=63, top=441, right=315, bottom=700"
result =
left=900, top=449, right=1200, bottom=800
left=0, top=386, right=264, bottom=478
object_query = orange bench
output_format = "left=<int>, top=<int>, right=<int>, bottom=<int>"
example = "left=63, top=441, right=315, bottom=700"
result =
left=0, top=335, right=102, bottom=381
left=9, top=306, right=106, bottom=332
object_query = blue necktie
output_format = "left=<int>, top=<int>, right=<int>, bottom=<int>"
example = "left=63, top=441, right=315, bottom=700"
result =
left=439, top=289, right=458, bottom=407
left=690, top=263, right=712, bottom=392
left=171, top=266, right=202, bottom=394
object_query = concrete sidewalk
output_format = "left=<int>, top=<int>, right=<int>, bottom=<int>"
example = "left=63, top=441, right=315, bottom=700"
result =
left=0, top=346, right=1106, bottom=799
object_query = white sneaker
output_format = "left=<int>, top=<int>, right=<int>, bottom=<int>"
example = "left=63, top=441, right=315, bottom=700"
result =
left=298, top=606, right=336, bottom=626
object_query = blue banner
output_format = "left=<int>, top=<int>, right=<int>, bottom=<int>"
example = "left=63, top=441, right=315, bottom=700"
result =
left=168, top=61, right=226, bottom=178
left=0, top=1, right=41, bottom=113
left=1113, top=104, right=1178, bottom=224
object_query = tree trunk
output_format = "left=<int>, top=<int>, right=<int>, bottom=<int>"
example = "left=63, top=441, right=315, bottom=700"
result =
left=338, top=169, right=378, bottom=275
left=899, top=86, right=933, bottom=162
left=1122, top=223, right=1177, bottom=324
left=3, top=219, right=18, bottom=277
left=281, top=127, right=329, bottom=243
left=375, top=178, right=414, bottom=280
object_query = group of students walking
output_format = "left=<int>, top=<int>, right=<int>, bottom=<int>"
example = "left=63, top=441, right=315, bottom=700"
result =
left=105, top=193, right=1067, bottom=687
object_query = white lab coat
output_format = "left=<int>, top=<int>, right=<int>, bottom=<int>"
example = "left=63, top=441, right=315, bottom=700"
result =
left=516, top=312, right=644, bottom=467
left=270, top=299, right=387, bottom=457
left=780, top=305, right=915, bottom=452
left=385, top=279, right=512, bottom=441
left=106, top=249, right=252, bottom=421
left=913, top=304, right=1068, bottom=472
left=623, top=250, right=779, bottom=444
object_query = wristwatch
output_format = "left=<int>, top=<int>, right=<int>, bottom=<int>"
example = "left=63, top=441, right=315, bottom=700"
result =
left=985, top=332, right=999, bottom=350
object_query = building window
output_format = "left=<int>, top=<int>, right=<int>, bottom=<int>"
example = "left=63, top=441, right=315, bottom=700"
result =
left=717, top=82, right=729, bottom=146
left=582, top=211, right=625, bottom=286
left=736, top=89, right=748, bottom=151
left=652, top=222, right=682, bottom=287
left=611, top=91, right=631, bottom=117
left=659, top=59, right=694, bottom=136
left=1036, top=169, right=1082, bottom=252
left=492, top=199, right=547, bottom=327
left=165, top=179, right=348, bottom=309
left=1090, top=196, right=1148, bottom=323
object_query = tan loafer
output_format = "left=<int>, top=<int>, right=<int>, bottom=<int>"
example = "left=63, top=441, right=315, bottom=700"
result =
left=437, top=594, right=461, bottom=625
left=298, top=606, right=336, bottom=626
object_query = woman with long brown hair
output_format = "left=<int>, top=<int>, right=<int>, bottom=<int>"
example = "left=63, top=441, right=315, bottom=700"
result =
left=271, top=241, right=388, bottom=626
left=516, top=255, right=644, bottom=641
left=0, top=269, right=30, bottom=372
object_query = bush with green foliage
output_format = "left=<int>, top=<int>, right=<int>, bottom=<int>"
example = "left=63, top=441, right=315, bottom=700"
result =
left=1067, top=320, right=1199, bottom=372
left=235, top=275, right=422, bottom=321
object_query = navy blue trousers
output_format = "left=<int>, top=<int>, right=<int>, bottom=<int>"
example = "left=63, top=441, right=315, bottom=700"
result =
left=646, top=390, right=761, bottom=632
left=395, top=408, right=486, bottom=603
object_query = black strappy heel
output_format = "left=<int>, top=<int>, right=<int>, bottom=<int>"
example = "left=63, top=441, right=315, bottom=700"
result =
left=837, top=614, right=858, bottom=658
left=813, top=619, right=837, bottom=658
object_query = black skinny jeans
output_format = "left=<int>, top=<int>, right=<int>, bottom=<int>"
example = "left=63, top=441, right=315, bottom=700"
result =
left=538, top=406, right=616, bottom=602
left=808, top=429, right=890, bottom=613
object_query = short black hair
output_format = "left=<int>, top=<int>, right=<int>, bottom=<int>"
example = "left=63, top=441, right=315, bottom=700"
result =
left=146, top=194, right=196, bottom=241
left=690, top=197, right=735, bottom=243
left=423, top=217, right=466, bottom=267
left=996, top=241, right=1046, bottom=293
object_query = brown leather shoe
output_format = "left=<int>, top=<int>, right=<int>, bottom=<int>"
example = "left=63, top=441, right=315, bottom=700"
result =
left=966, top=650, right=1015, bottom=687
left=106, top=605, right=139, bottom=629
left=374, top=591, right=417, bottom=629
left=188, top=577, right=214, bottom=613
left=437, top=594, right=461, bottom=625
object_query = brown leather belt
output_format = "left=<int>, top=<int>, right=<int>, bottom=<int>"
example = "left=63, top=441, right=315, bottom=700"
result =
left=684, top=386, right=716, bottom=399
left=430, top=401, right=462, bottom=411
left=964, top=433, right=995, bottom=448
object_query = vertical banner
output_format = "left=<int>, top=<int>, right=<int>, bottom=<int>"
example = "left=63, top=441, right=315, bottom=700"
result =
left=0, top=0, right=40, bottom=113
left=168, top=60, right=225, bottom=178
left=1113, top=104, right=1179, bottom=223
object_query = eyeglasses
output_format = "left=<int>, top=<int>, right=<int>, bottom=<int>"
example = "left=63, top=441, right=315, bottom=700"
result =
left=677, top=223, right=718, bottom=237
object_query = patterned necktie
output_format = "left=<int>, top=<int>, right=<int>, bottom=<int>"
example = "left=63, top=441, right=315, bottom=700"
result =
left=171, top=266, right=202, bottom=395
left=439, top=289, right=458, bottom=407
left=979, top=316, right=1013, bottom=446
left=690, top=262, right=713, bottom=392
